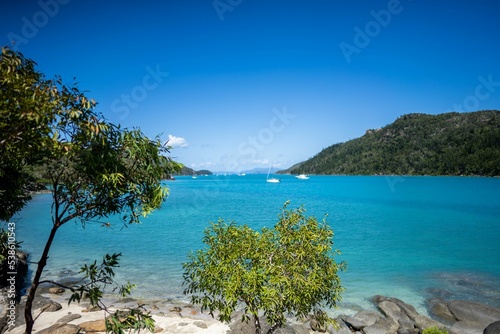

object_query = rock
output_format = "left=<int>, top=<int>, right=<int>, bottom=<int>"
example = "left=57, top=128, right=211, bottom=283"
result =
left=374, top=296, right=418, bottom=320
left=310, top=317, right=327, bottom=332
left=48, top=287, right=65, bottom=294
left=41, top=301, right=62, bottom=312
left=194, top=320, right=208, bottom=329
left=451, top=320, right=485, bottom=334
left=154, top=326, right=164, bottom=333
left=378, top=300, right=414, bottom=329
left=86, top=304, right=101, bottom=312
left=448, top=300, right=500, bottom=327
left=78, top=319, right=107, bottom=332
left=484, top=321, right=500, bottom=334
left=363, top=317, right=399, bottom=334
left=56, top=313, right=82, bottom=324
left=342, top=310, right=381, bottom=330
left=397, top=329, right=420, bottom=334
left=327, top=318, right=352, bottom=334
left=36, top=323, right=80, bottom=334
left=428, top=298, right=457, bottom=324
left=169, top=306, right=182, bottom=313
left=413, top=314, right=446, bottom=330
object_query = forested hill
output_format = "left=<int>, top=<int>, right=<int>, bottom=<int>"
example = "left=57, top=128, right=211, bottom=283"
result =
left=281, top=110, right=500, bottom=176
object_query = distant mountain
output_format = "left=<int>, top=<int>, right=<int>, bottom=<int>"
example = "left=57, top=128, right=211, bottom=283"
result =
left=211, top=167, right=282, bottom=175
left=176, top=166, right=213, bottom=176
left=279, top=110, right=500, bottom=176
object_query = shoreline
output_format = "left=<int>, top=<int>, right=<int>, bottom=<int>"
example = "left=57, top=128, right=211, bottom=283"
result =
left=7, top=284, right=500, bottom=334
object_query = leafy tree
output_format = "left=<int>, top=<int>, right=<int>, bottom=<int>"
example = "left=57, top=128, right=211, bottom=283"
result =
left=0, top=47, right=181, bottom=333
left=0, top=47, right=56, bottom=220
left=183, top=201, right=346, bottom=334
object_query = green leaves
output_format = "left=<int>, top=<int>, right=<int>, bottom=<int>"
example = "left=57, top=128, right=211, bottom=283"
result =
left=65, top=253, right=155, bottom=334
left=183, top=202, right=346, bottom=333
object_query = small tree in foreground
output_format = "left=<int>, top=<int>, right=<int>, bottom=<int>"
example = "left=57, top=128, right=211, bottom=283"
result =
left=183, top=201, right=346, bottom=334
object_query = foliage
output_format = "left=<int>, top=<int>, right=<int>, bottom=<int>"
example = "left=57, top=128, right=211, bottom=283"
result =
left=183, top=201, right=346, bottom=334
left=0, top=47, right=181, bottom=333
left=0, top=47, right=56, bottom=220
left=283, top=111, right=500, bottom=176
left=40, top=253, right=155, bottom=334
left=422, top=326, right=449, bottom=334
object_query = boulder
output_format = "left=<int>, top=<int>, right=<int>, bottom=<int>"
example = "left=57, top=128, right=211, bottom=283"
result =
left=48, top=287, right=65, bottom=294
left=484, top=321, right=500, bottom=334
left=451, top=320, right=485, bottom=334
left=413, top=314, right=446, bottom=330
left=78, top=319, right=107, bottom=332
left=56, top=313, right=82, bottom=324
left=341, top=310, right=381, bottom=330
left=448, top=300, right=500, bottom=327
left=327, top=318, right=352, bottom=334
left=310, top=317, right=327, bottom=332
left=363, top=317, right=399, bottom=334
left=373, top=295, right=418, bottom=320
left=378, top=300, right=414, bottom=329
left=428, top=298, right=457, bottom=324
left=36, top=323, right=80, bottom=334
left=41, top=301, right=62, bottom=312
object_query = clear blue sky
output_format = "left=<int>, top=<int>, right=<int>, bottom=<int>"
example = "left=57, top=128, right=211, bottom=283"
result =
left=2, top=0, right=500, bottom=172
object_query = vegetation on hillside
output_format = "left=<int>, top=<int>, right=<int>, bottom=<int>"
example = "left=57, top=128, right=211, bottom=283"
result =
left=282, top=111, right=500, bottom=176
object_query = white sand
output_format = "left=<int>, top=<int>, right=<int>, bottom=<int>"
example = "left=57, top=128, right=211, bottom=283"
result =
left=11, top=293, right=230, bottom=334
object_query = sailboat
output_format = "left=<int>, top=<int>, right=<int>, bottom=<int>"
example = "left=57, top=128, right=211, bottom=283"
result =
left=266, top=164, right=281, bottom=183
left=295, top=174, right=309, bottom=180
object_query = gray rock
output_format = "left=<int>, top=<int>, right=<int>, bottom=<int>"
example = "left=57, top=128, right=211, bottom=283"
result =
left=327, top=318, right=352, bottom=334
left=428, top=298, right=457, bottom=324
left=397, top=329, right=420, bottom=334
left=36, top=323, right=81, bottom=334
left=413, top=314, right=446, bottom=330
left=363, top=317, right=399, bottom=334
left=373, top=296, right=418, bottom=320
left=378, top=301, right=414, bottom=330
left=56, top=313, right=82, bottom=324
left=451, top=320, right=485, bottom=334
left=342, top=310, right=381, bottom=330
left=484, top=321, right=500, bottom=334
left=310, top=317, right=327, bottom=332
left=41, top=301, right=62, bottom=312
left=448, top=300, right=500, bottom=327
left=193, top=320, right=208, bottom=329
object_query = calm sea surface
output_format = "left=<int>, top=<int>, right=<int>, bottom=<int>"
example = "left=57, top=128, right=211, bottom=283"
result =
left=13, top=175, right=500, bottom=314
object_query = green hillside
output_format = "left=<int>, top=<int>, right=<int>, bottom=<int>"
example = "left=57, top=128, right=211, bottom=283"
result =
left=282, top=110, right=500, bottom=176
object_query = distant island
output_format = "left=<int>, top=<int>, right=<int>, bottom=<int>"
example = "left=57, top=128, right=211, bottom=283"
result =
left=175, top=166, right=213, bottom=176
left=280, top=110, right=500, bottom=176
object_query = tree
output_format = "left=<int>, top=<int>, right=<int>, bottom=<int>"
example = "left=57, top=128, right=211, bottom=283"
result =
left=0, top=47, right=56, bottom=221
left=183, top=201, right=346, bottom=334
left=0, top=47, right=181, bottom=333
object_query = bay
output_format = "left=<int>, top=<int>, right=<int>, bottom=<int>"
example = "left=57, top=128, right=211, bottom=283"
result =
left=13, top=175, right=500, bottom=314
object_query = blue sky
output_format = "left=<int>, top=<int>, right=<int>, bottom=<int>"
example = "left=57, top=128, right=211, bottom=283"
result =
left=2, top=0, right=500, bottom=172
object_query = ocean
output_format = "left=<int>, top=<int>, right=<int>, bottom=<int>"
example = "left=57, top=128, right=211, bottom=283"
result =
left=13, top=175, right=500, bottom=315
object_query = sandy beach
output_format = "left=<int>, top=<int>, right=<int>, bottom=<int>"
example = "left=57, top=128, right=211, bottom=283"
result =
left=10, top=291, right=231, bottom=334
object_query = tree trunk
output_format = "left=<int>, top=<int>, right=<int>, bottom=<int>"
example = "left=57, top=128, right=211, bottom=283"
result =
left=254, top=314, right=261, bottom=334
left=24, top=223, right=59, bottom=334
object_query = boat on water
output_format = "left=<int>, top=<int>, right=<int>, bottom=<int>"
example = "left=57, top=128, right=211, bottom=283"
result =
left=266, top=163, right=281, bottom=183
left=295, top=174, right=309, bottom=180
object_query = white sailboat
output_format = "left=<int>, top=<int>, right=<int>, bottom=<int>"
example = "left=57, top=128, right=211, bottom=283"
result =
left=295, top=174, right=309, bottom=180
left=266, top=164, right=281, bottom=183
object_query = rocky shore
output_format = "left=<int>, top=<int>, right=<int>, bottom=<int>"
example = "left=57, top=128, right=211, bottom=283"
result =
left=2, top=286, right=500, bottom=334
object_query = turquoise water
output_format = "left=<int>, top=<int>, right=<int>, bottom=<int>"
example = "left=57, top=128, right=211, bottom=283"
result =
left=12, top=175, right=500, bottom=314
